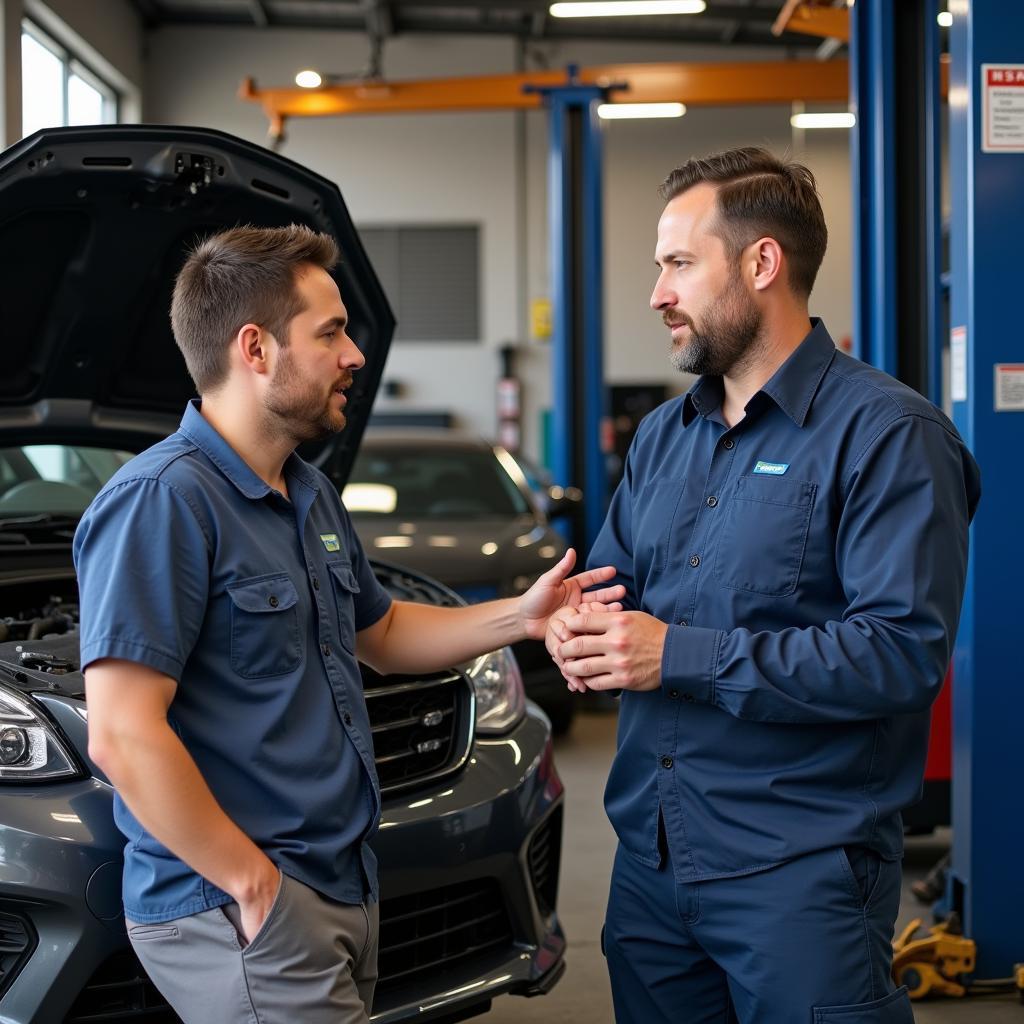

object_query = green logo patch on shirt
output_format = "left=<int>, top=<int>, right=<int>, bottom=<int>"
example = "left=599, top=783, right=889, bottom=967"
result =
left=320, top=533, right=341, bottom=552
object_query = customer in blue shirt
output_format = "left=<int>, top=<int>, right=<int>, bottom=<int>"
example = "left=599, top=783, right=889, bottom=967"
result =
left=75, top=224, right=623, bottom=1024
left=547, top=148, right=980, bottom=1023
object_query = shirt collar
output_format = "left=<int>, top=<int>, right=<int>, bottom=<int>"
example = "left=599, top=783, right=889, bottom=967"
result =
left=681, top=319, right=836, bottom=429
left=177, top=399, right=320, bottom=500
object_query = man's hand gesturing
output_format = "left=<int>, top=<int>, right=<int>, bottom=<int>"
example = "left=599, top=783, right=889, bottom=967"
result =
left=518, top=548, right=625, bottom=641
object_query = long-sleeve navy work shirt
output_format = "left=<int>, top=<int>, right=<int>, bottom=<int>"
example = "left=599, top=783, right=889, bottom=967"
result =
left=589, top=321, right=980, bottom=882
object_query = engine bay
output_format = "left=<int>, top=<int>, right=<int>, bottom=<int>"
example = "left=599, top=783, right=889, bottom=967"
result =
left=0, top=576, right=84, bottom=698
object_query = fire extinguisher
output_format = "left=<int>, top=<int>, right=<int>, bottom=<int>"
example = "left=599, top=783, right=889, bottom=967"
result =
left=497, top=344, right=521, bottom=452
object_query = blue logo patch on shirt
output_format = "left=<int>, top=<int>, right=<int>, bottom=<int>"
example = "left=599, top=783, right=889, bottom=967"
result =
left=753, top=460, right=790, bottom=476
left=320, top=533, right=341, bottom=552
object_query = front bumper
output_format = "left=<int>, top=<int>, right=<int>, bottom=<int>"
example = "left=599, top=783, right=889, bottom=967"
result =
left=0, top=701, right=564, bottom=1024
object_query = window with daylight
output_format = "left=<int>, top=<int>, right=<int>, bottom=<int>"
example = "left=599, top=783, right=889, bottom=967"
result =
left=359, top=225, right=481, bottom=342
left=21, top=20, right=118, bottom=139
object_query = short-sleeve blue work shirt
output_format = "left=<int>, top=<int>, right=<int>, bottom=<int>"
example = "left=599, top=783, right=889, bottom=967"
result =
left=74, top=400, right=393, bottom=923
left=589, top=321, right=981, bottom=882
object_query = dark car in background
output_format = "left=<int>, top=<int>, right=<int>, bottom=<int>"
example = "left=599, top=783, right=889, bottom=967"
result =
left=341, top=430, right=577, bottom=734
left=0, top=126, right=564, bottom=1023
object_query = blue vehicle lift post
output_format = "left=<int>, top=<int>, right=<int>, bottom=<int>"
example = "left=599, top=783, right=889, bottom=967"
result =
left=947, top=0, right=1024, bottom=979
left=850, top=0, right=944, bottom=402
left=529, top=68, right=612, bottom=557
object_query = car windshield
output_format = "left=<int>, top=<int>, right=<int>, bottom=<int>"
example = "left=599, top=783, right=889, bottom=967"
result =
left=344, top=447, right=531, bottom=520
left=0, top=445, right=133, bottom=518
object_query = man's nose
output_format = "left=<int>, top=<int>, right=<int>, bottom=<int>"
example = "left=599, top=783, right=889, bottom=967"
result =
left=650, top=279, right=675, bottom=311
left=342, top=335, right=365, bottom=370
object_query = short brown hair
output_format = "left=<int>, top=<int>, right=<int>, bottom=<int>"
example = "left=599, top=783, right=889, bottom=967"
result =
left=170, top=223, right=339, bottom=393
left=659, top=147, right=827, bottom=298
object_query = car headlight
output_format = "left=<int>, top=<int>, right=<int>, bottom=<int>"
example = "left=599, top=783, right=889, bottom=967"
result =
left=0, top=685, right=80, bottom=781
left=466, top=646, right=526, bottom=735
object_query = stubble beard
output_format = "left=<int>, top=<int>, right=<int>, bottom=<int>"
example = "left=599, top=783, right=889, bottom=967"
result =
left=262, top=348, right=345, bottom=446
left=667, top=273, right=764, bottom=378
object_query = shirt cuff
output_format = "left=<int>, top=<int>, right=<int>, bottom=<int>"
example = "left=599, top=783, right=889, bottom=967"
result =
left=660, top=624, right=723, bottom=704
left=79, top=637, right=184, bottom=680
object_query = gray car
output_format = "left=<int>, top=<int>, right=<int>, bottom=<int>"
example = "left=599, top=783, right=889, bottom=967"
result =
left=0, top=126, right=564, bottom=1023
left=341, top=431, right=577, bottom=733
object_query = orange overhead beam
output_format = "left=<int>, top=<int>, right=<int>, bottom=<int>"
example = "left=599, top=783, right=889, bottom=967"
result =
left=772, top=1, right=850, bottom=43
left=239, top=60, right=849, bottom=132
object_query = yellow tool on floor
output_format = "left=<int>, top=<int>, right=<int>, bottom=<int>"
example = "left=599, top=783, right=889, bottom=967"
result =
left=891, top=917, right=977, bottom=998
left=1015, top=963, right=1024, bottom=1003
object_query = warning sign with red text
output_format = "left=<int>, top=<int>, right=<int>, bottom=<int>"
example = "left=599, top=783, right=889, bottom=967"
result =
left=983, top=65, right=1024, bottom=152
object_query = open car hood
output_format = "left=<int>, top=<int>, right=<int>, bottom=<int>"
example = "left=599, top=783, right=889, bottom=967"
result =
left=0, top=125, right=394, bottom=480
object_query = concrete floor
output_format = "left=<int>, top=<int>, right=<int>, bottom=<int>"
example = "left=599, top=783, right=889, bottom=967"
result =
left=485, top=708, right=1023, bottom=1024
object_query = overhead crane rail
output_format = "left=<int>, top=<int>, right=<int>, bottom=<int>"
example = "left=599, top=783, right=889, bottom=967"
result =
left=239, top=59, right=849, bottom=138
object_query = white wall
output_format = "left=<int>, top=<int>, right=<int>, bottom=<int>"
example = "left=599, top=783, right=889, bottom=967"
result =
left=143, top=25, right=853, bottom=462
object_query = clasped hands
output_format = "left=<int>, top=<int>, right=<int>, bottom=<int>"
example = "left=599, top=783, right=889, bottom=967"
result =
left=517, top=548, right=666, bottom=693
left=546, top=603, right=667, bottom=693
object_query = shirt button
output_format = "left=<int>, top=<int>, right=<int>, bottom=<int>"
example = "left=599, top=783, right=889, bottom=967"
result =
left=706, top=496, right=718, bottom=508
left=689, top=555, right=701, bottom=568
left=668, top=689, right=680, bottom=700
left=678, top=619, right=688, bottom=627
left=321, top=642, right=331, bottom=657
left=313, top=577, right=320, bottom=591
left=723, top=438, right=735, bottom=450
left=268, top=595, right=279, bottom=608
left=343, top=712, right=353, bottom=726
left=661, top=756, right=674, bottom=769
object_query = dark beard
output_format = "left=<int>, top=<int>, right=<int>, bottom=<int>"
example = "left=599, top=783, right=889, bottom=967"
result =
left=264, top=350, right=343, bottom=444
left=668, top=276, right=763, bottom=377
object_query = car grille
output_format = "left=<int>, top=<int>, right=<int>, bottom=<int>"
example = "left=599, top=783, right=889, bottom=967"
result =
left=527, top=805, right=563, bottom=918
left=64, top=880, right=512, bottom=1022
left=0, top=911, right=35, bottom=999
left=363, top=668, right=474, bottom=794
left=64, top=950, right=178, bottom=1023
left=376, top=878, right=513, bottom=996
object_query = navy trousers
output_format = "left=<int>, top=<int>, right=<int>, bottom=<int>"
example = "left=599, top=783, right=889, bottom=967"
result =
left=604, top=843, right=915, bottom=1023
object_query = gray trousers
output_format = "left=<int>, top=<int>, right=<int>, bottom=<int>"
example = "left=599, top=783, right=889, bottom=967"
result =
left=127, top=873, right=379, bottom=1024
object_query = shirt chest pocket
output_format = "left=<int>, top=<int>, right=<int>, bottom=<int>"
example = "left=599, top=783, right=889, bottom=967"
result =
left=632, top=477, right=686, bottom=575
left=714, top=475, right=817, bottom=598
left=226, top=573, right=302, bottom=678
left=327, top=561, right=361, bottom=653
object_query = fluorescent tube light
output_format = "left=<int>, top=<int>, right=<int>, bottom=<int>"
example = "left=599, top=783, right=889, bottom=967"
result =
left=790, top=112, right=856, bottom=129
left=295, top=70, right=323, bottom=88
left=551, top=1, right=706, bottom=17
left=937, top=11, right=953, bottom=26
left=598, top=102, right=686, bottom=119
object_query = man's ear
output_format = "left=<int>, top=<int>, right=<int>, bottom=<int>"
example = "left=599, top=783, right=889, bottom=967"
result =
left=234, top=323, right=272, bottom=376
left=748, top=237, right=784, bottom=293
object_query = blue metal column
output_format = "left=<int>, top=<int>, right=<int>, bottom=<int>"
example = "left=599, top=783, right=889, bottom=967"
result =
left=849, top=0, right=897, bottom=375
left=580, top=96, right=607, bottom=555
left=922, top=1, right=945, bottom=407
left=534, top=70, right=610, bottom=557
left=948, top=0, right=1024, bottom=978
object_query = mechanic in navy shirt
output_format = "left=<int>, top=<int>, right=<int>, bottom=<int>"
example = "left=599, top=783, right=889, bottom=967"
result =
left=547, top=148, right=980, bottom=1023
left=75, top=225, right=624, bottom=1024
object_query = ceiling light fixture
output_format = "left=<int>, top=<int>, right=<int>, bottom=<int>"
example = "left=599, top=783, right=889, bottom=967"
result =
left=598, top=102, right=687, bottom=119
left=295, top=69, right=323, bottom=88
left=790, top=112, right=856, bottom=129
left=550, top=1, right=706, bottom=18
